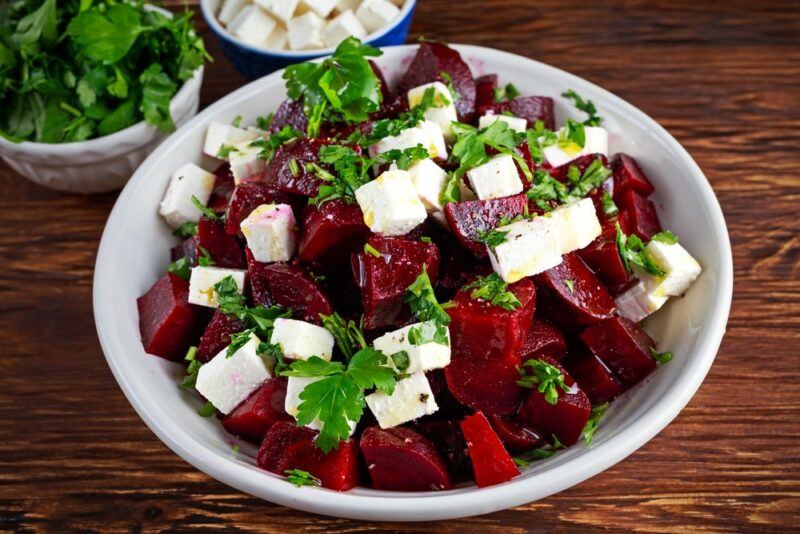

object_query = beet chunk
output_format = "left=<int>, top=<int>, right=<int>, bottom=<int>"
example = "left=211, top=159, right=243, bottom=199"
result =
left=265, top=138, right=342, bottom=198
left=474, top=74, right=498, bottom=111
left=257, top=422, right=360, bottom=491
left=351, top=236, right=440, bottom=330
left=225, top=182, right=295, bottom=236
left=251, top=261, right=333, bottom=324
left=562, top=350, right=624, bottom=404
left=521, top=320, right=567, bottom=361
left=534, top=253, right=615, bottom=327
left=518, top=356, right=591, bottom=446
left=578, top=237, right=630, bottom=295
left=445, top=357, right=526, bottom=416
left=617, top=190, right=662, bottom=241
left=448, top=277, right=536, bottom=364
left=413, top=419, right=472, bottom=478
left=298, top=200, right=369, bottom=265
left=137, top=273, right=206, bottom=361
left=360, top=426, right=452, bottom=491
left=436, top=236, right=487, bottom=294
left=443, top=194, right=528, bottom=257
left=268, top=99, right=308, bottom=134
left=197, top=218, right=245, bottom=268
left=480, top=96, right=555, bottom=131
left=170, top=236, right=199, bottom=266
left=579, top=317, right=657, bottom=388
left=207, top=163, right=236, bottom=213
left=611, top=154, right=654, bottom=198
left=222, top=378, right=292, bottom=442
left=196, top=309, right=245, bottom=362
left=397, top=42, right=476, bottom=120
left=488, top=414, right=545, bottom=453
left=460, top=412, right=519, bottom=487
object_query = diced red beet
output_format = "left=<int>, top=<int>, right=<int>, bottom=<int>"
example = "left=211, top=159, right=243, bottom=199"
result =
left=460, top=412, right=519, bottom=487
left=257, top=422, right=360, bottom=491
left=436, top=236, right=488, bottom=294
left=488, top=414, right=545, bottom=453
left=268, top=99, right=308, bottom=134
left=617, top=190, right=662, bottom=241
left=207, top=163, right=236, bottom=213
left=196, top=309, right=245, bottom=362
left=518, top=356, right=591, bottom=446
left=480, top=96, right=555, bottom=131
left=197, top=218, right=245, bottom=269
left=448, top=277, right=536, bottom=364
left=444, top=357, right=526, bottom=416
left=578, top=237, right=630, bottom=294
left=425, top=369, right=469, bottom=419
left=225, top=182, right=295, bottom=236
left=474, top=74, right=498, bottom=111
left=413, top=419, right=472, bottom=477
left=244, top=248, right=273, bottom=307
left=298, top=200, right=369, bottom=265
left=443, top=194, right=528, bottom=257
left=521, top=320, right=567, bottom=361
left=562, top=350, right=625, bottom=404
left=252, top=262, right=333, bottom=324
left=533, top=253, right=615, bottom=327
left=579, top=317, right=657, bottom=388
left=137, top=273, right=206, bottom=361
left=397, top=42, right=476, bottom=121
left=265, top=138, right=345, bottom=198
left=549, top=154, right=610, bottom=184
left=611, top=154, right=655, bottom=198
left=222, top=378, right=292, bottom=442
left=351, top=236, right=440, bottom=330
left=360, top=426, right=452, bottom=491
left=170, top=236, right=199, bottom=265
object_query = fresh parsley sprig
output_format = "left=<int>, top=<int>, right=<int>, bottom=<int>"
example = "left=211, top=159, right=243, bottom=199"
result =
left=405, top=265, right=451, bottom=326
left=449, top=120, right=532, bottom=182
left=285, top=469, right=321, bottom=488
left=493, top=83, right=520, bottom=103
left=463, top=273, right=522, bottom=311
left=320, top=312, right=367, bottom=362
left=191, top=195, right=220, bottom=221
left=581, top=403, right=608, bottom=446
left=476, top=227, right=509, bottom=248
left=250, top=125, right=304, bottom=163
left=407, top=320, right=450, bottom=347
left=526, top=158, right=611, bottom=211
left=167, top=256, right=191, bottom=280
left=309, top=144, right=372, bottom=205
left=615, top=224, right=666, bottom=276
left=517, top=359, right=570, bottom=405
left=213, top=276, right=291, bottom=343
left=562, top=89, right=602, bottom=126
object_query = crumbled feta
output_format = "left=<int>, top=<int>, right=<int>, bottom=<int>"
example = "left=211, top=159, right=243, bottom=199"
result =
left=300, top=0, right=339, bottom=18
left=240, top=204, right=298, bottom=263
left=285, top=376, right=358, bottom=436
left=355, top=169, right=427, bottom=236
left=542, top=126, right=608, bottom=168
left=405, top=158, right=449, bottom=214
left=478, top=112, right=527, bottom=133
left=323, top=9, right=367, bottom=47
left=368, top=120, right=447, bottom=161
left=228, top=6, right=277, bottom=48
left=254, top=0, right=298, bottom=23
left=271, top=318, right=335, bottom=361
left=466, top=154, right=523, bottom=200
left=615, top=280, right=668, bottom=323
left=188, top=267, right=247, bottom=308
left=417, top=119, right=448, bottom=160
left=407, top=82, right=458, bottom=140
left=203, top=121, right=259, bottom=159
left=287, top=11, right=325, bottom=50
left=356, top=0, right=400, bottom=33
left=218, top=0, right=248, bottom=25
left=636, top=240, right=702, bottom=298
left=365, top=372, right=438, bottom=428
left=228, top=140, right=266, bottom=184
left=195, top=333, right=272, bottom=414
left=548, top=198, right=602, bottom=253
left=158, top=163, right=215, bottom=229
left=373, top=321, right=451, bottom=374
left=488, top=216, right=563, bottom=283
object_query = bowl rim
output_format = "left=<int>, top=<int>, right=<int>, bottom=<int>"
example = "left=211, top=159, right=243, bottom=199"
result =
left=93, top=43, right=733, bottom=521
left=199, top=0, right=417, bottom=58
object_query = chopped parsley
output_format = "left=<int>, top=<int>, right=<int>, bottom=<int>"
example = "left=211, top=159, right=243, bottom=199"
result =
left=615, top=224, right=666, bottom=276
left=180, top=347, right=202, bottom=389
left=524, top=120, right=559, bottom=164
left=173, top=221, right=198, bottom=239
left=405, top=265, right=451, bottom=326
left=198, top=401, right=216, bottom=418
left=232, top=115, right=243, bottom=127
left=364, top=243, right=381, bottom=258
left=250, top=125, right=304, bottom=163
left=651, top=231, right=679, bottom=245
left=256, top=113, right=275, bottom=130
left=226, top=329, right=255, bottom=358
left=601, top=191, right=619, bottom=216
left=309, top=144, right=372, bottom=205
left=197, top=247, right=214, bottom=267
left=167, top=256, right=191, bottom=280
left=527, top=158, right=611, bottom=212
left=557, top=118, right=586, bottom=152
left=213, top=276, right=291, bottom=343
left=517, top=358, right=569, bottom=405
left=439, top=71, right=459, bottom=102
left=650, top=348, right=673, bottom=364
left=320, top=312, right=367, bottom=362
left=191, top=195, right=220, bottom=221
left=407, top=320, right=450, bottom=346
left=561, top=89, right=602, bottom=126
left=390, top=351, right=410, bottom=372
left=564, top=279, right=575, bottom=293
left=582, top=403, right=608, bottom=446
left=476, top=227, right=509, bottom=248
left=449, top=120, right=531, bottom=181
left=463, top=273, right=522, bottom=311
left=513, top=447, right=556, bottom=467
left=288, top=158, right=300, bottom=177
left=493, top=83, right=520, bottom=102
left=440, top=172, right=462, bottom=205
left=217, top=144, right=239, bottom=159
left=285, top=469, right=321, bottom=488
left=376, top=144, right=430, bottom=170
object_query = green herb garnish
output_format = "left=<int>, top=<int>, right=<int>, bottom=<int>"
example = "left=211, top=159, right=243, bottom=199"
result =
left=651, top=231, right=679, bottom=245
left=449, top=120, right=531, bottom=181
left=517, top=358, right=570, bottom=405
left=561, top=89, right=602, bottom=126
left=198, top=400, right=216, bottom=417
left=364, top=243, right=381, bottom=258
left=463, top=273, right=522, bottom=311
left=191, top=195, right=220, bottom=221
left=173, top=222, right=198, bottom=239
left=513, top=447, right=556, bottom=467
left=250, top=125, right=304, bottom=163
left=405, top=265, right=451, bottom=325
left=582, top=403, right=608, bottom=445
left=650, top=348, right=673, bottom=364
left=407, top=320, right=449, bottom=347
left=615, top=224, right=666, bottom=276
left=564, top=279, right=575, bottom=293
left=284, top=468, right=321, bottom=488
left=320, top=312, right=367, bottom=362
left=167, top=256, right=191, bottom=280
left=493, top=83, right=520, bottom=102
left=476, top=227, right=509, bottom=248
left=601, top=191, right=619, bottom=216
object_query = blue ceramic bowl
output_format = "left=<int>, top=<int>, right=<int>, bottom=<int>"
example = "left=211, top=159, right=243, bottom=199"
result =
left=200, top=0, right=418, bottom=79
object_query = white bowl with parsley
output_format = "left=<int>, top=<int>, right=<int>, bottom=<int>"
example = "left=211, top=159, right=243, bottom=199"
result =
left=0, top=1, right=207, bottom=193
left=94, top=44, right=732, bottom=520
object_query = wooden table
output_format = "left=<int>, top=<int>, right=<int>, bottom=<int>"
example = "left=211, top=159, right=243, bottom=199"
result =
left=2, top=0, right=798, bottom=531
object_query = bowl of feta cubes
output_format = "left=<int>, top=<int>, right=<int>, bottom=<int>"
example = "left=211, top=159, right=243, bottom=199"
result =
left=94, top=39, right=733, bottom=520
left=200, top=0, right=416, bottom=79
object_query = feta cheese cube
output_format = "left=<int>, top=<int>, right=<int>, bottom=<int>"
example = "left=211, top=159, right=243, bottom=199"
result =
left=158, top=163, right=215, bottom=229
left=407, top=82, right=458, bottom=140
left=488, top=216, right=563, bottom=283
left=188, top=266, right=247, bottom=308
left=300, top=0, right=338, bottom=18
left=203, top=121, right=259, bottom=159
left=255, top=0, right=298, bottom=23
left=478, top=112, right=527, bottom=133
left=365, top=372, right=438, bottom=428
left=240, top=204, right=297, bottom=262
left=368, top=120, right=447, bottom=161
left=615, top=280, right=668, bottom=323
left=228, top=140, right=266, bottom=184
left=548, top=197, right=602, bottom=253
left=354, top=169, right=427, bottom=236
left=264, top=24, right=288, bottom=49
left=285, top=376, right=358, bottom=436
left=405, top=158, right=448, bottom=213
left=228, top=6, right=277, bottom=48
left=336, top=0, right=360, bottom=11
left=287, top=11, right=325, bottom=50
left=373, top=321, right=451, bottom=374
left=218, top=0, right=248, bottom=26
left=637, top=240, right=702, bottom=297
left=356, top=0, right=400, bottom=33
left=542, top=126, right=608, bottom=168
left=466, top=154, right=523, bottom=200
left=417, top=119, right=448, bottom=160
left=271, top=318, right=335, bottom=361
left=195, top=333, right=271, bottom=414
left=323, top=9, right=367, bottom=47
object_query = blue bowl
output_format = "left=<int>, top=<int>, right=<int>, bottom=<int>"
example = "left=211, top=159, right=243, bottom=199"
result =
left=200, top=0, right=418, bottom=80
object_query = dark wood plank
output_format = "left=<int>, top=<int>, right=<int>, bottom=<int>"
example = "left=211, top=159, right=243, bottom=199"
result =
left=1, top=0, right=799, bottom=531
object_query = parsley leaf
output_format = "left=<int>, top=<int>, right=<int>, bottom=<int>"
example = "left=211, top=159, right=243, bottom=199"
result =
left=198, top=401, right=216, bottom=417
left=407, top=320, right=450, bottom=346
left=173, top=221, right=198, bottom=238
left=513, top=447, right=556, bottom=467
left=217, top=143, right=239, bottom=159
left=285, top=469, right=321, bottom=488
left=651, top=231, right=679, bottom=245
left=405, top=265, right=451, bottom=325
left=517, top=358, right=570, bottom=405
left=650, top=348, right=673, bottom=364
left=493, top=83, right=520, bottom=102
left=564, top=279, right=575, bottom=293
left=558, top=118, right=586, bottom=152
left=309, top=144, right=372, bottom=205
left=167, top=256, right=191, bottom=280
left=601, top=191, right=619, bottom=216
left=463, top=273, right=522, bottom=311
left=197, top=247, right=215, bottom=267
left=320, top=312, right=367, bottom=362
left=250, top=125, right=304, bottom=163
left=526, top=158, right=611, bottom=211
left=191, top=195, right=220, bottom=221
left=376, top=144, right=430, bottom=170
left=615, top=224, right=666, bottom=276
left=450, top=120, right=531, bottom=181
left=582, top=403, right=608, bottom=445
left=562, top=89, right=602, bottom=126
left=214, top=276, right=291, bottom=342
left=226, top=329, right=255, bottom=358
left=476, top=227, right=509, bottom=248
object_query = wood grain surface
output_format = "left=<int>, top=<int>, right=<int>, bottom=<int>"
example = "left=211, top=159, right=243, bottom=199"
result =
left=1, top=0, right=799, bottom=531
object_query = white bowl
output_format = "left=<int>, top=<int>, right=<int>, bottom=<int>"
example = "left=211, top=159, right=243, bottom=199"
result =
left=93, top=44, right=733, bottom=521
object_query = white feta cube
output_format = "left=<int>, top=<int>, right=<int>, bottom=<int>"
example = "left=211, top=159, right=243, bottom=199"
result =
left=407, top=82, right=458, bottom=141
left=188, top=266, right=247, bottom=308
left=287, top=11, right=325, bottom=50
left=285, top=376, right=358, bottom=436
left=300, top=0, right=338, bottom=18
left=255, top=0, right=298, bottom=23
left=323, top=9, right=367, bottom=47
left=373, top=321, right=451, bottom=374
left=637, top=240, right=702, bottom=298
left=368, top=120, right=446, bottom=161
left=203, top=121, right=260, bottom=159
left=466, top=154, right=523, bottom=200
left=417, top=119, right=448, bottom=160
left=615, top=281, right=668, bottom=323
left=365, top=372, right=438, bottom=429
left=548, top=198, right=602, bottom=253
left=271, top=318, right=334, bottom=361
left=228, top=140, right=266, bottom=184
left=218, top=0, right=249, bottom=26
left=240, top=204, right=297, bottom=263
left=542, top=126, right=608, bottom=168
left=355, top=169, right=427, bottom=236
left=488, top=216, right=563, bottom=283
left=195, top=333, right=271, bottom=414
left=228, top=6, right=277, bottom=48
left=478, top=112, right=527, bottom=133
left=336, top=0, right=360, bottom=12
left=405, top=158, right=448, bottom=213
left=356, top=0, right=400, bottom=33
left=264, top=24, right=288, bottom=49
left=158, top=163, right=215, bottom=229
